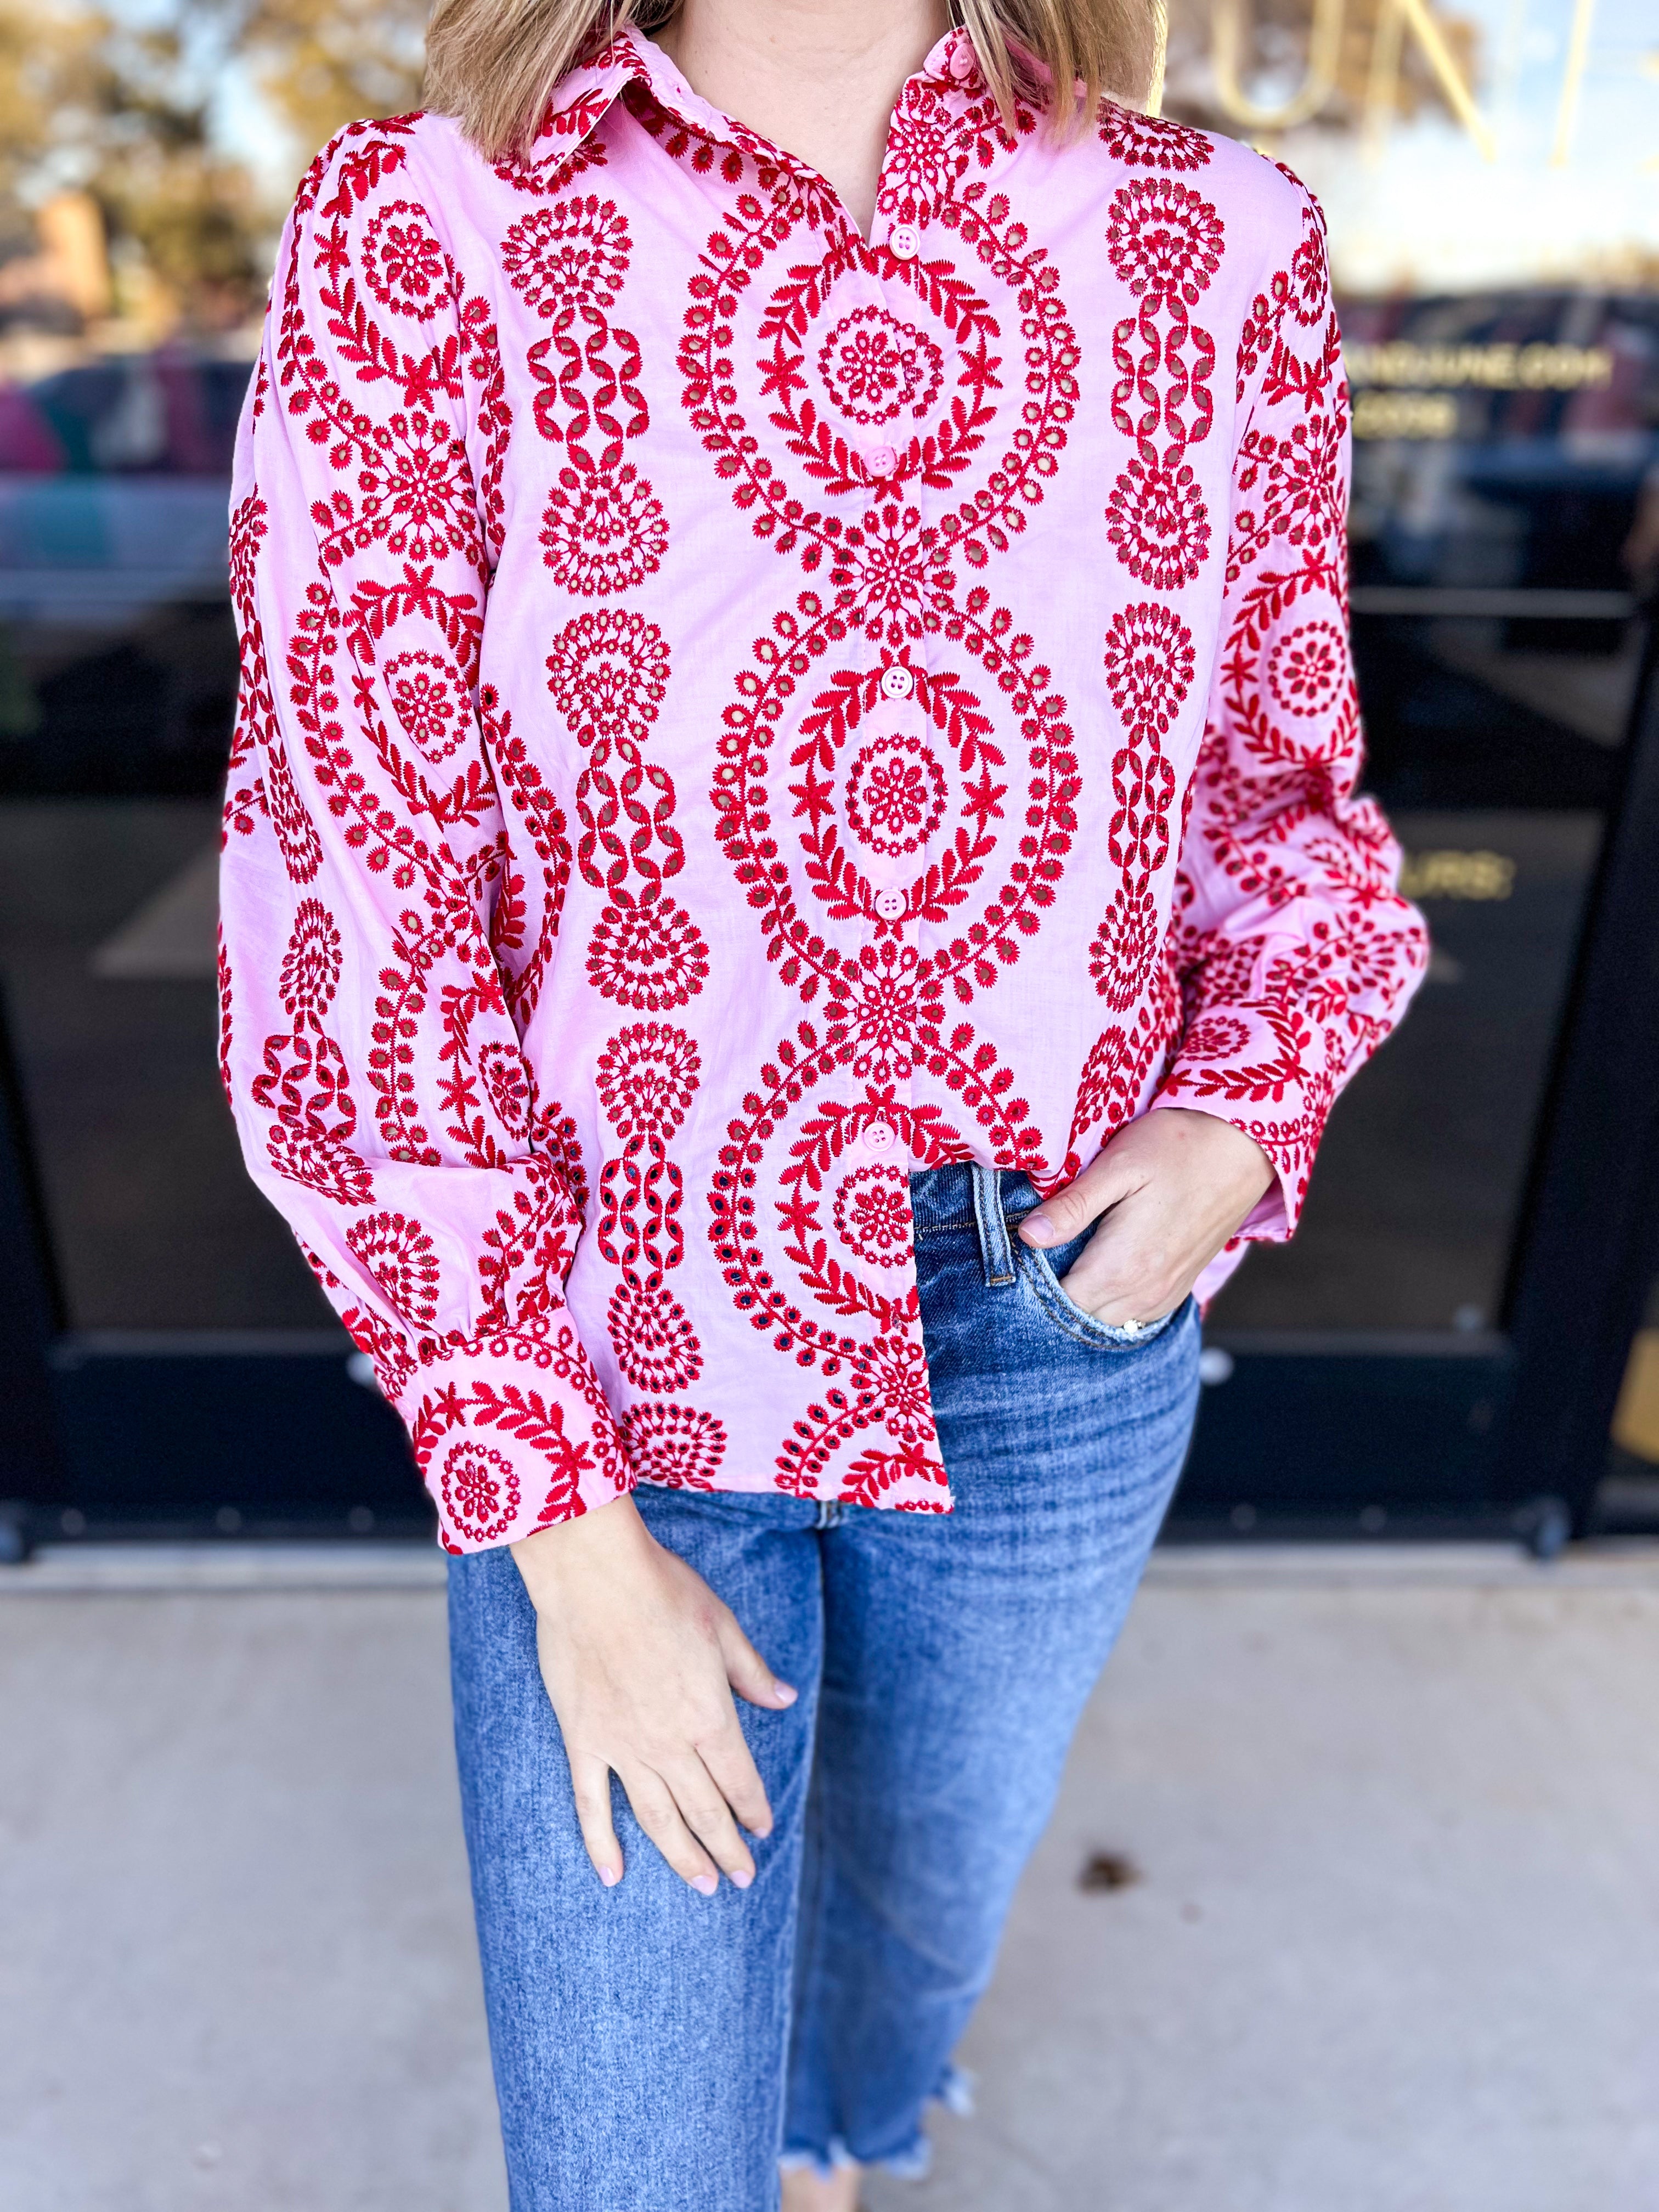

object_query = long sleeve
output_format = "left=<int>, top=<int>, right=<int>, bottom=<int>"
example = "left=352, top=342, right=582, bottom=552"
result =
left=219, top=120, right=629, bottom=1551
left=1151, top=171, right=1429, bottom=1246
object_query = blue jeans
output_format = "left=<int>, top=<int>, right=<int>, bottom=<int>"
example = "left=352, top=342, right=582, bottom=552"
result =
left=448, top=1164, right=1201, bottom=2211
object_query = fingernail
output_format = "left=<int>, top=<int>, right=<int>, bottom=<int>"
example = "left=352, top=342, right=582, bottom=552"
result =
left=691, top=1872, right=718, bottom=1897
left=772, top=1680, right=798, bottom=1705
left=597, top=1863, right=620, bottom=1888
left=730, top=1866, right=754, bottom=1890
left=1020, top=1213, right=1058, bottom=1245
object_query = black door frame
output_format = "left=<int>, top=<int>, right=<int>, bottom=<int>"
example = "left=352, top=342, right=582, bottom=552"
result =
left=2, top=622, right=1657, bottom=1553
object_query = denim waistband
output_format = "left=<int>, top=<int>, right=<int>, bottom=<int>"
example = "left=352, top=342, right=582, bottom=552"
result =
left=909, top=1162, right=1043, bottom=1285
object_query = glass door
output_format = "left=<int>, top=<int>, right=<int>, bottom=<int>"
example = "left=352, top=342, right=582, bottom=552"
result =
left=1160, top=0, right=1659, bottom=1534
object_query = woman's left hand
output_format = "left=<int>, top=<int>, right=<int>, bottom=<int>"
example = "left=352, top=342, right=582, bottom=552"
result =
left=1016, top=1108, right=1277, bottom=1327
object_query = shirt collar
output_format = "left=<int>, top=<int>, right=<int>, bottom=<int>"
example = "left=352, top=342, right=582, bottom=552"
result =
left=538, top=22, right=990, bottom=159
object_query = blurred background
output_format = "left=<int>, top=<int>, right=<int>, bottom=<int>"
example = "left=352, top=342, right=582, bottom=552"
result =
left=0, top=0, right=1657, bottom=1543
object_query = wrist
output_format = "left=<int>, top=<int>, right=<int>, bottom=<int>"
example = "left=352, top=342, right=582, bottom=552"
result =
left=511, top=1489, right=648, bottom=1609
left=1153, top=1104, right=1275, bottom=1205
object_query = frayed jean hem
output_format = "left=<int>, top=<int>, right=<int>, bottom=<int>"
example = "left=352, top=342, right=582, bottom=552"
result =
left=779, top=2065, right=977, bottom=2183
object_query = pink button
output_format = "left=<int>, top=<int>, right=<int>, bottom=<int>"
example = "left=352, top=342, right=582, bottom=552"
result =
left=879, top=665, right=915, bottom=700
left=864, top=1119, right=896, bottom=1152
left=867, top=444, right=898, bottom=478
left=949, top=41, right=976, bottom=82
left=874, top=889, right=906, bottom=920
left=889, top=224, right=920, bottom=261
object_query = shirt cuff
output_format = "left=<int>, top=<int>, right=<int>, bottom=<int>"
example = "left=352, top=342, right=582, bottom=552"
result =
left=1144, top=1087, right=1298, bottom=1244
left=394, top=1325, right=633, bottom=1553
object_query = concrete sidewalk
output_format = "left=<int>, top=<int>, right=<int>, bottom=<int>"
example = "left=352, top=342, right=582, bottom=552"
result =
left=2, top=1543, right=1657, bottom=2211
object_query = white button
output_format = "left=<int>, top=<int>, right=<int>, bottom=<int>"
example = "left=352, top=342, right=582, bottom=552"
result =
left=874, top=889, right=906, bottom=920
left=889, top=224, right=919, bottom=261
left=879, top=665, right=915, bottom=700
left=867, top=443, right=898, bottom=478
left=865, top=1119, right=896, bottom=1152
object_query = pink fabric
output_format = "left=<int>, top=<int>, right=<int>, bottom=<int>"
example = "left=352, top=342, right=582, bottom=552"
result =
left=219, top=28, right=1428, bottom=1551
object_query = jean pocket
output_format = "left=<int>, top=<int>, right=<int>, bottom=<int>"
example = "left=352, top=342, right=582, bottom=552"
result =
left=1018, top=1238, right=1184, bottom=1350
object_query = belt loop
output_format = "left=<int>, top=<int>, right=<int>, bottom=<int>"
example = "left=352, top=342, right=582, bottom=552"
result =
left=970, top=1163, right=1017, bottom=1288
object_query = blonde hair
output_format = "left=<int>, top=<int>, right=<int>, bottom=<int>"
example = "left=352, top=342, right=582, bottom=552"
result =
left=424, top=0, right=1163, bottom=161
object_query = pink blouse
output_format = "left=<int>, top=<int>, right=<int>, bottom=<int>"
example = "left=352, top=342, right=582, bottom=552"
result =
left=219, top=27, right=1428, bottom=1550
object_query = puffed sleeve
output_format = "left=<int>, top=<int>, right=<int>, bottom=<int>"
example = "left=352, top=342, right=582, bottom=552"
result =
left=1150, top=169, right=1430, bottom=1259
left=218, top=119, right=630, bottom=1551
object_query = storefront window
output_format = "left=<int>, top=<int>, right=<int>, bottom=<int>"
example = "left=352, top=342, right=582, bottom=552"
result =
left=1158, top=0, right=1657, bottom=1333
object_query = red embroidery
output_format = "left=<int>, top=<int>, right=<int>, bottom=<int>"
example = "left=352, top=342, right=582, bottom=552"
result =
left=217, top=40, right=1427, bottom=1550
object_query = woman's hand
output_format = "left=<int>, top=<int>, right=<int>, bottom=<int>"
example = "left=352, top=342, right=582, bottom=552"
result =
left=1017, top=1107, right=1276, bottom=1325
left=512, top=1497, right=798, bottom=1892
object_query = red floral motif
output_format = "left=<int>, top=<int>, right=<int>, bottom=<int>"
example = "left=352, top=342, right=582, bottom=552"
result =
left=1288, top=201, right=1331, bottom=328
left=1232, top=413, right=1345, bottom=566
left=853, top=1329, right=934, bottom=1446
left=493, top=124, right=610, bottom=198
left=817, top=307, right=944, bottom=427
left=622, top=1399, right=727, bottom=1487
left=607, top=1274, right=702, bottom=1391
left=1105, top=458, right=1211, bottom=589
left=1103, top=602, right=1198, bottom=735
left=347, top=1208, right=442, bottom=1324
left=253, top=1031, right=375, bottom=1207
left=265, top=736, right=324, bottom=883
left=545, top=607, right=669, bottom=743
left=478, top=1039, right=533, bottom=1137
left=1182, top=1012, right=1254, bottom=1063
left=440, top=1439, right=521, bottom=1545
left=1268, top=619, right=1346, bottom=716
left=278, top=898, right=342, bottom=1026
left=501, top=195, right=631, bottom=316
left=1106, top=179, right=1226, bottom=306
left=875, top=74, right=974, bottom=225
left=1090, top=601, right=1191, bottom=1009
left=1097, top=105, right=1213, bottom=173
left=1103, top=173, right=1220, bottom=599
left=384, top=647, right=470, bottom=763
left=361, top=201, right=456, bottom=317
left=588, top=890, right=709, bottom=1011
left=843, top=731, right=949, bottom=856
left=596, top=1020, right=701, bottom=1140
left=1062, top=964, right=1182, bottom=1173
left=229, top=490, right=266, bottom=619
left=1090, top=883, right=1161, bottom=1011
left=596, top=1019, right=703, bottom=1387
left=539, top=462, right=667, bottom=594
left=833, top=1165, right=914, bottom=1268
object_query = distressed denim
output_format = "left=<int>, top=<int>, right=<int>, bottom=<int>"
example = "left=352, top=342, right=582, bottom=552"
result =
left=448, top=1163, right=1202, bottom=2210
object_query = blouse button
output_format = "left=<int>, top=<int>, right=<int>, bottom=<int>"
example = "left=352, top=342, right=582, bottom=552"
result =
left=865, top=1119, right=897, bottom=1152
left=889, top=223, right=920, bottom=261
left=867, top=443, right=898, bottom=478
left=879, top=665, right=915, bottom=700
left=948, top=42, right=976, bottom=83
left=874, top=889, right=906, bottom=920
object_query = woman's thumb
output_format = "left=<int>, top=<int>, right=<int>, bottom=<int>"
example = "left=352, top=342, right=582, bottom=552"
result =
left=718, top=1615, right=798, bottom=1709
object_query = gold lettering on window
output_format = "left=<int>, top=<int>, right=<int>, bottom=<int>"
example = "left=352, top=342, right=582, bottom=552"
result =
left=1352, top=391, right=1459, bottom=438
left=1345, top=343, right=1614, bottom=391
left=1398, top=850, right=1516, bottom=900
